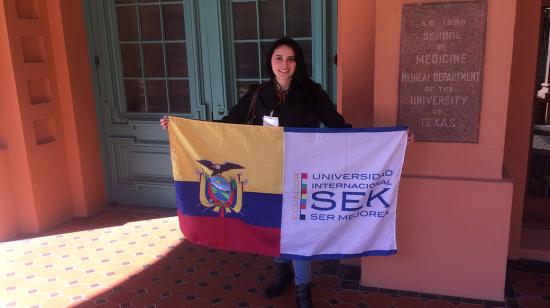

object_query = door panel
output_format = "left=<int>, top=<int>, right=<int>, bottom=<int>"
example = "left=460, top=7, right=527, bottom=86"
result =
left=86, top=0, right=204, bottom=207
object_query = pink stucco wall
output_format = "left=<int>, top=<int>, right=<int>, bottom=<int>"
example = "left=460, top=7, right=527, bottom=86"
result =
left=339, top=0, right=516, bottom=300
left=0, top=0, right=107, bottom=240
left=337, top=0, right=375, bottom=127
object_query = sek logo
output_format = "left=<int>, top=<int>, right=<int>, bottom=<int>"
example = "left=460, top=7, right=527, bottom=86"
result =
left=311, top=188, right=391, bottom=211
left=308, top=188, right=392, bottom=222
left=293, top=172, right=394, bottom=222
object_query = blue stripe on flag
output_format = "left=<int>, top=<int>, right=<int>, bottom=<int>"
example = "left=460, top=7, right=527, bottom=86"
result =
left=280, top=249, right=397, bottom=260
left=283, top=126, right=407, bottom=133
left=175, top=181, right=282, bottom=228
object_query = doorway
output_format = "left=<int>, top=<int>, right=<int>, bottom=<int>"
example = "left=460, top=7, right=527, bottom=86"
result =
left=522, top=2, right=550, bottom=260
left=84, top=0, right=336, bottom=207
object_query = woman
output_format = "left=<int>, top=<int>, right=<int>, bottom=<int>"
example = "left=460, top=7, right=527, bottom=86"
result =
left=161, top=37, right=351, bottom=308
left=217, top=37, right=350, bottom=128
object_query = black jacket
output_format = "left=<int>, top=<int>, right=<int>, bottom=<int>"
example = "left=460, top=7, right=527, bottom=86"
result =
left=221, top=81, right=351, bottom=128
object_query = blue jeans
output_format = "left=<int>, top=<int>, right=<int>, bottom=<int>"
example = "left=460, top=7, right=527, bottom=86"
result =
left=274, top=257, right=311, bottom=285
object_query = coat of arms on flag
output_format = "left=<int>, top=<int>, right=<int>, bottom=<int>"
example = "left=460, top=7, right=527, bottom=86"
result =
left=196, top=160, right=245, bottom=218
left=168, top=117, right=407, bottom=259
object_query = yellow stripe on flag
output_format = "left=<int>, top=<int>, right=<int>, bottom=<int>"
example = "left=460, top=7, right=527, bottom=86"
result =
left=168, top=116, right=284, bottom=194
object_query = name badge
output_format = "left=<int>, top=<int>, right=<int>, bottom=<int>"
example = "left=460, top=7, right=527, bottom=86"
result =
left=262, top=116, right=279, bottom=127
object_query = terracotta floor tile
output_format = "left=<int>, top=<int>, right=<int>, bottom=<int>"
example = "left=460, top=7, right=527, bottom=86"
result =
left=118, top=275, right=151, bottom=291
left=84, top=302, right=120, bottom=308
left=230, top=276, right=261, bottom=290
left=40, top=296, right=72, bottom=308
left=170, top=282, right=200, bottom=296
left=206, top=273, right=235, bottom=286
left=75, top=258, right=103, bottom=270
left=11, top=290, right=50, bottom=307
left=267, top=290, right=297, bottom=307
left=110, top=265, right=139, bottom=279
left=425, top=299, right=456, bottom=308
left=1, top=275, right=25, bottom=288
left=312, top=274, right=342, bottom=288
left=192, top=282, right=224, bottom=299
left=510, top=271, right=539, bottom=284
left=32, top=255, right=63, bottom=266
left=335, top=289, right=365, bottom=304
left=364, top=293, right=395, bottom=307
left=15, top=253, right=41, bottom=264
left=82, top=285, right=112, bottom=299
left=157, top=269, right=187, bottom=282
left=245, top=265, right=275, bottom=279
left=184, top=270, right=211, bottom=284
left=0, top=292, right=21, bottom=305
left=518, top=297, right=550, bottom=308
left=105, top=289, right=136, bottom=304
left=312, top=285, right=339, bottom=302
left=332, top=303, right=359, bottom=308
left=3, top=268, right=31, bottom=281
left=394, top=296, right=425, bottom=308
left=194, top=258, right=224, bottom=272
left=540, top=273, right=550, bottom=284
left=33, top=280, right=70, bottom=293
left=56, top=269, right=87, bottom=282
left=104, top=251, right=135, bottom=262
left=515, top=282, right=549, bottom=296
left=213, top=286, right=251, bottom=304
left=66, top=300, right=101, bottom=308
left=34, top=267, right=67, bottom=280
left=242, top=290, right=273, bottom=306
left=143, top=280, right=174, bottom=295
left=155, top=294, right=187, bottom=307
left=130, top=291, right=162, bottom=306
left=61, top=282, right=93, bottom=297
left=100, top=275, right=130, bottom=289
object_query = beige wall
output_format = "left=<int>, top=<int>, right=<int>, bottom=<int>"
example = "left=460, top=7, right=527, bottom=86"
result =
left=51, top=0, right=107, bottom=217
left=0, top=0, right=42, bottom=235
left=337, top=0, right=375, bottom=128
left=0, top=1, right=21, bottom=239
left=339, top=0, right=516, bottom=300
left=0, top=0, right=107, bottom=240
left=364, top=177, right=512, bottom=300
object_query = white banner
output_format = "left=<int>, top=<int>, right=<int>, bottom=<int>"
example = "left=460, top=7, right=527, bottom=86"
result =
left=280, top=128, right=407, bottom=259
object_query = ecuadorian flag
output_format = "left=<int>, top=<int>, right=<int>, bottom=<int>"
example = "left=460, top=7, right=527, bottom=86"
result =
left=169, top=117, right=407, bottom=259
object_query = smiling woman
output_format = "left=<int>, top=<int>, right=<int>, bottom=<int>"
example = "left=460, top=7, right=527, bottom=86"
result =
left=218, top=37, right=350, bottom=129
left=271, top=45, right=296, bottom=91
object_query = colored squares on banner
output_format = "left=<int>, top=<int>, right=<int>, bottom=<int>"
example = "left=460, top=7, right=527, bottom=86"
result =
left=300, top=173, right=308, bottom=220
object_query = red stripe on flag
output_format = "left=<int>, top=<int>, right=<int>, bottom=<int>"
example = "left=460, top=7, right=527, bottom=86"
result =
left=177, top=210, right=280, bottom=257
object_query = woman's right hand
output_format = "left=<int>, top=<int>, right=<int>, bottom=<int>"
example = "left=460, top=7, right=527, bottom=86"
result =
left=160, top=115, right=169, bottom=130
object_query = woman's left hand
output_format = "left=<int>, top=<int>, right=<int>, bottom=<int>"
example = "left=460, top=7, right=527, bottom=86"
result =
left=160, top=115, right=169, bottom=131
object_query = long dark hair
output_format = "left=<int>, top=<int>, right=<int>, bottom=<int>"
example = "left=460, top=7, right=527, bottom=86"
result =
left=265, top=37, right=311, bottom=88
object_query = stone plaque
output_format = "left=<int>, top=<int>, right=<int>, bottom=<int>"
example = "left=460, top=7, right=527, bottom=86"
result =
left=398, top=1, right=487, bottom=142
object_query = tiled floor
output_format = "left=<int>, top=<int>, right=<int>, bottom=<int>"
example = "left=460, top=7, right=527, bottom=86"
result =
left=1, top=205, right=550, bottom=308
